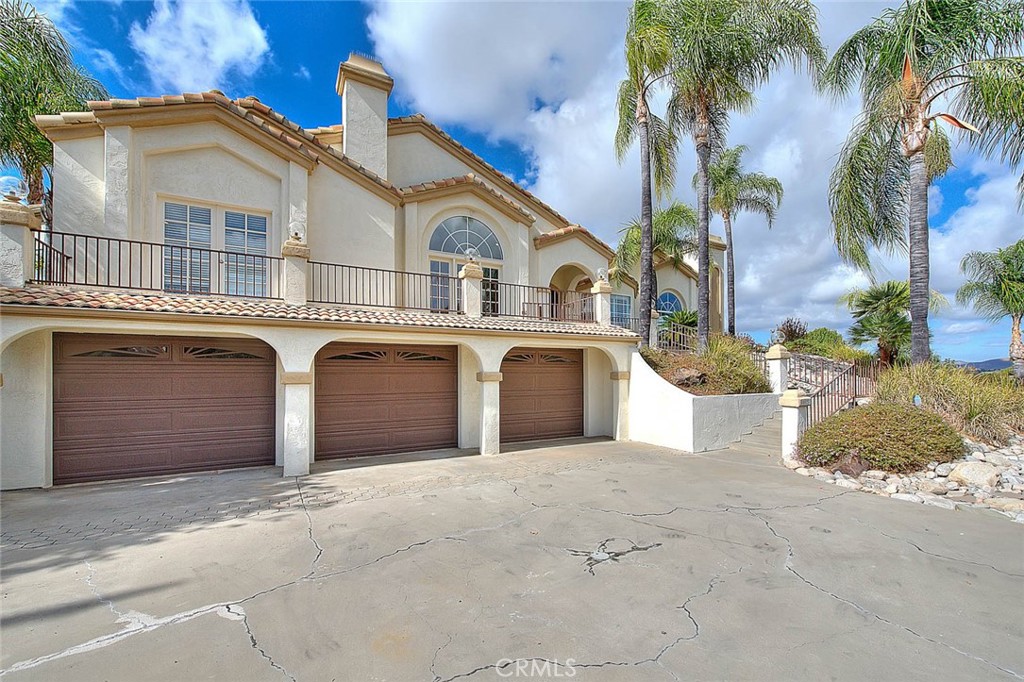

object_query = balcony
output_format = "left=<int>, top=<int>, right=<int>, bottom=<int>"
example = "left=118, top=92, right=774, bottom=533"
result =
left=31, top=232, right=596, bottom=324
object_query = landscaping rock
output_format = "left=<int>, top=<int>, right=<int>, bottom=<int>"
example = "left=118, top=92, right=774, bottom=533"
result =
left=831, top=452, right=869, bottom=477
left=921, top=497, right=959, bottom=511
left=985, top=452, right=1012, bottom=467
left=891, top=493, right=923, bottom=504
left=863, top=470, right=887, bottom=480
left=949, top=462, right=1000, bottom=488
left=984, top=497, right=1024, bottom=513
left=916, top=480, right=948, bottom=496
left=935, top=463, right=955, bottom=477
left=669, top=367, right=706, bottom=388
left=834, top=479, right=862, bottom=490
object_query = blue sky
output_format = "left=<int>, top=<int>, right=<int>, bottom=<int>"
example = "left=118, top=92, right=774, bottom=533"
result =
left=6, top=0, right=1021, bottom=362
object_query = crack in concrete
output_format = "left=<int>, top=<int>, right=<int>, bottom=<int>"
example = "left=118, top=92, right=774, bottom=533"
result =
left=566, top=537, right=663, bottom=575
left=581, top=490, right=851, bottom=520
left=226, top=604, right=295, bottom=682
left=748, top=509, right=1024, bottom=680
left=430, top=632, right=454, bottom=682
left=295, top=477, right=324, bottom=575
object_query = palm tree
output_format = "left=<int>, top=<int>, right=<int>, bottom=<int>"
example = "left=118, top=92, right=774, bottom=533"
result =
left=612, top=201, right=697, bottom=309
left=697, top=144, right=783, bottom=335
left=615, top=0, right=678, bottom=346
left=666, top=0, right=824, bottom=349
left=842, top=280, right=946, bottom=366
left=823, top=0, right=1024, bottom=365
left=0, top=0, right=107, bottom=212
left=957, top=240, right=1024, bottom=381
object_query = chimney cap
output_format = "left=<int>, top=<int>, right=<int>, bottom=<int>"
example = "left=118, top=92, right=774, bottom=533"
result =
left=336, top=52, right=394, bottom=96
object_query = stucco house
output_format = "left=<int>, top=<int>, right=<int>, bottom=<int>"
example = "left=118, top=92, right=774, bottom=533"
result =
left=0, top=54, right=725, bottom=489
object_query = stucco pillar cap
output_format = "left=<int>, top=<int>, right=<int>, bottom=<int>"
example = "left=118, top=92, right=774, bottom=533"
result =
left=0, top=199, right=42, bottom=231
left=590, top=280, right=612, bottom=294
left=765, top=344, right=791, bottom=360
left=281, top=239, right=310, bottom=259
left=459, top=262, right=484, bottom=280
left=779, top=389, right=811, bottom=408
left=650, top=310, right=660, bottom=319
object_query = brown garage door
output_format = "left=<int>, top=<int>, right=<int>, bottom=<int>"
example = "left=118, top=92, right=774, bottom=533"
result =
left=500, top=348, right=584, bottom=442
left=315, top=343, right=458, bottom=459
left=52, top=334, right=276, bottom=485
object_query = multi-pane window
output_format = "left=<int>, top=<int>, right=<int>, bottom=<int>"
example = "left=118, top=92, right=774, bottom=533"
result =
left=164, top=203, right=212, bottom=293
left=429, top=260, right=452, bottom=312
left=657, top=291, right=683, bottom=313
left=224, top=211, right=268, bottom=296
left=428, top=216, right=503, bottom=314
left=611, top=294, right=632, bottom=327
left=481, top=267, right=499, bottom=315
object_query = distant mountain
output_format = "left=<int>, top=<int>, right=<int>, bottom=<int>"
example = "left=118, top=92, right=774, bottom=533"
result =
left=960, top=358, right=1012, bottom=372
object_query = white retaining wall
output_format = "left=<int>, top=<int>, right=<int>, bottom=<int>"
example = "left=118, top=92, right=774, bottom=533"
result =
left=628, top=350, right=779, bottom=452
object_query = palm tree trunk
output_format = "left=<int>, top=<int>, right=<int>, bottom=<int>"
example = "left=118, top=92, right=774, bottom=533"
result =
left=637, top=103, right=654, bottom=347
left=694, top=111, right=711, bottom=350
left=907, top=152, right=930, bottom=364
left=27, top=169, right=44, bottom=205
left=1011, top=313, right=1024, bottom=382
left=722, top=211, right=736, bottom=336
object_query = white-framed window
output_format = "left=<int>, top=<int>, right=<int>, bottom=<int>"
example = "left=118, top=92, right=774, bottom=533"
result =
left=611, top=294, right=632, bottom=327
left=164, top=202, right=212, bottom=293
left=428, top=216, right=503, bottom=314
left=162, top=200, right=271, bottom=297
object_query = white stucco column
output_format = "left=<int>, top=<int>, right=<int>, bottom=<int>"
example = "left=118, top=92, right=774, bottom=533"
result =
left=281, top=239, right=309, bottom=305
left=103, top=125, right=132, bottom=238
left=282, top=372, right=312, bottom=476
left=591, top=279, right=612, bottom=325
left=611, top=371, right=630, bottom=440
left=648, top=310, right=660, bottom=349
left=460, top=261, right=484, bottom=318
left=0, top=198, right=41, bottom=287
left=780, top=389, right=810, bottom=467
left=477, top=371, right=502, bottom=455
left=766, top=344, right=791, bottom=394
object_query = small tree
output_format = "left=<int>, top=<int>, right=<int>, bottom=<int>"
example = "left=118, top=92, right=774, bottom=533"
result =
left=957, top=240, right=1024, bottom=381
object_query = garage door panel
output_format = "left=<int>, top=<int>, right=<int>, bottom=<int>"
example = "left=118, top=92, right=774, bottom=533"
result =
left=500, top=348, right=583, bottom=443
left=315, top=343, right=458, bottom=460
left=53, top=334, right=276, bottom=484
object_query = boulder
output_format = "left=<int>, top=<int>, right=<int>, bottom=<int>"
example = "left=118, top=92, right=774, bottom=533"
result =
left=984, top=497, right=1024, bottom=513
left=891, top=493, right=923, bottom=504
left=985, top=452, right=1012, bottom=467
left=863, top=470, right=888, bottom=480
left=831, top=452, right=869, bottom=478
left=949, top=462, right=1000, bottom=488
left=834, top=478, right=862, bottom=490
left=669, top=367, right=706, bottom=388
left=915, top=480, right=948, bottom=496
left=935, top=463, right=955, bottom=477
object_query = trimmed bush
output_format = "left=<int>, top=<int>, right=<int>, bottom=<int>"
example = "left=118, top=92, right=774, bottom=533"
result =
left=876, top=362, right=1024, bottom=444
left=797, top=403, right=964, bottom=473
left=640, top=335, right=772, bottom=395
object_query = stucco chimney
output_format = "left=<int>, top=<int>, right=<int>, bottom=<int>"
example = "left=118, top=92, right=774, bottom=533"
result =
left=336, top=53, right=393, bottom=179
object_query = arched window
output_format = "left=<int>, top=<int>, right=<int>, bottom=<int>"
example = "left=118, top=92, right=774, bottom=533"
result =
left=657, top=291, right=683, bottom=313
left=429, top=216, right=503, bottom=260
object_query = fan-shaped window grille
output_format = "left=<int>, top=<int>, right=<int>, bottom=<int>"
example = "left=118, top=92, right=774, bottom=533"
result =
left=429, top=216, right=503, bottom=260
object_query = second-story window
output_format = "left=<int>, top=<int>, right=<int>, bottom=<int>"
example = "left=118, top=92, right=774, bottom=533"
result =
left=225, top=211, right=268, bottom=297
left=611, top=294, right=632, bottom=327
left=428, top=216, right=503, bottom=314
left=164, top=202, right=212, bottom=294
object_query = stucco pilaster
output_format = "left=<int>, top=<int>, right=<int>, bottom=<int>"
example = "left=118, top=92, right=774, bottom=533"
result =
left=103, top=126, right=132, bottom=238
left=780, top=389, right=810, bottom=464
left=282, top=381, right=311, bottom=476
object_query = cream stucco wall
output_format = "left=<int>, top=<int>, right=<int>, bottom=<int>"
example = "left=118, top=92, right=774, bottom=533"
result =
left=342, top=81, right=388, bottom=179
left=534, top=238, right=609, bottom=290
left=306, top=166, right=396, bottom=270
left=52, top=137, right=105, bottom=236
left=0, top=330, right=51, bottom=488
left=388, top=133, right=474, bottom=188
left=583, top=348, right=614, bottom=437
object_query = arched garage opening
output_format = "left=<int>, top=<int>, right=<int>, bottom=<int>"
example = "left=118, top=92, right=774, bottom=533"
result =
left=499, top=346, right=584, bottom=443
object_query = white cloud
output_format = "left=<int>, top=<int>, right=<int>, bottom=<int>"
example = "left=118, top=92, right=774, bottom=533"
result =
left=366, top=0, right=1018, bottom=360
left=32, top=0, right=132, bottom=89
left=295, top=65, right=311, bottom=81
left=943, top=321, right=990, bottom=335
left=128, top=0, right=270, bottom=93
left=928, top=184, right=943, bottom=217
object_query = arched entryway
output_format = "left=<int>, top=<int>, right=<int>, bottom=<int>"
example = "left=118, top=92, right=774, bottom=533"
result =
left=499, top=346, right=584, bottom=443
left=547, top=264, right=595, bottom=322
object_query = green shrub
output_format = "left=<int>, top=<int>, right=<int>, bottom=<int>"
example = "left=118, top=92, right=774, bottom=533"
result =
left=787, top=327, right=873, bottom=362
left=640, top=335, right=772, bottom=395
left=876, top=363, right=1024, bottom=444
left=797, top=403, right=964, bottom=473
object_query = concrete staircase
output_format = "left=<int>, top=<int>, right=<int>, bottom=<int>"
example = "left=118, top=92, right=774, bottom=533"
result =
left=725, top=411, right=782, bottom=458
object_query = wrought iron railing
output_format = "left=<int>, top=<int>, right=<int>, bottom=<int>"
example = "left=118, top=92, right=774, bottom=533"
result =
left=748, top=348, right=768, bottom=379
left=308, top=261, right=463, bottom=313
left=790, top=352, right=879, bottom=398
left=613, top=316, right=645, bottom=335
left=31, top=232, right=282, bottom=298
left=486, top=282, right=595, bottom=323
left=658, top=323, right=697, bottom=352
left=808, top=362, right=858, bottom=428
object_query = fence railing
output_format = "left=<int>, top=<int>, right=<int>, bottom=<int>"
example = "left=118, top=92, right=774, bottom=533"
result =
left=749, top=348, right=768, bottom=379
left=658, top=323, right=697, bottom=352
left=485, top=283, right=594, bottom=322
left=808, top=362, right=859, bottom=428
left=613, top=316, right=645, bottom=335
left=790, top=352, right=880, bottom=398
left=31, top=232, right=282, bottom=299
left=308, top=261, right=462, bottom=313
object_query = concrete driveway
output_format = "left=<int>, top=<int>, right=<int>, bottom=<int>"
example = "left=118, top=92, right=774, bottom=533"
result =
left=2, top=440, right=1022, bottom=681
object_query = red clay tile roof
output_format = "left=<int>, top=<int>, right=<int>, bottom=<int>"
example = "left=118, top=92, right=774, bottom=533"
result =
left=0, top=286, right=638, bottom=339
left=534, top=224, right=616, bottom=260
left=398, top=174, right=533, bottom=222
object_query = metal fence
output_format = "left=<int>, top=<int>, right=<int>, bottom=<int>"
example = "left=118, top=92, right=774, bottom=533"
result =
left=308, top=261, right=463, bottom=313
left=808, top=362, right=859, bottom=428
left=658, top=323, right=698, bottom=352
left=32, top=232, right=282, bottom=299
left=486, top=282, right=594, bottom=322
